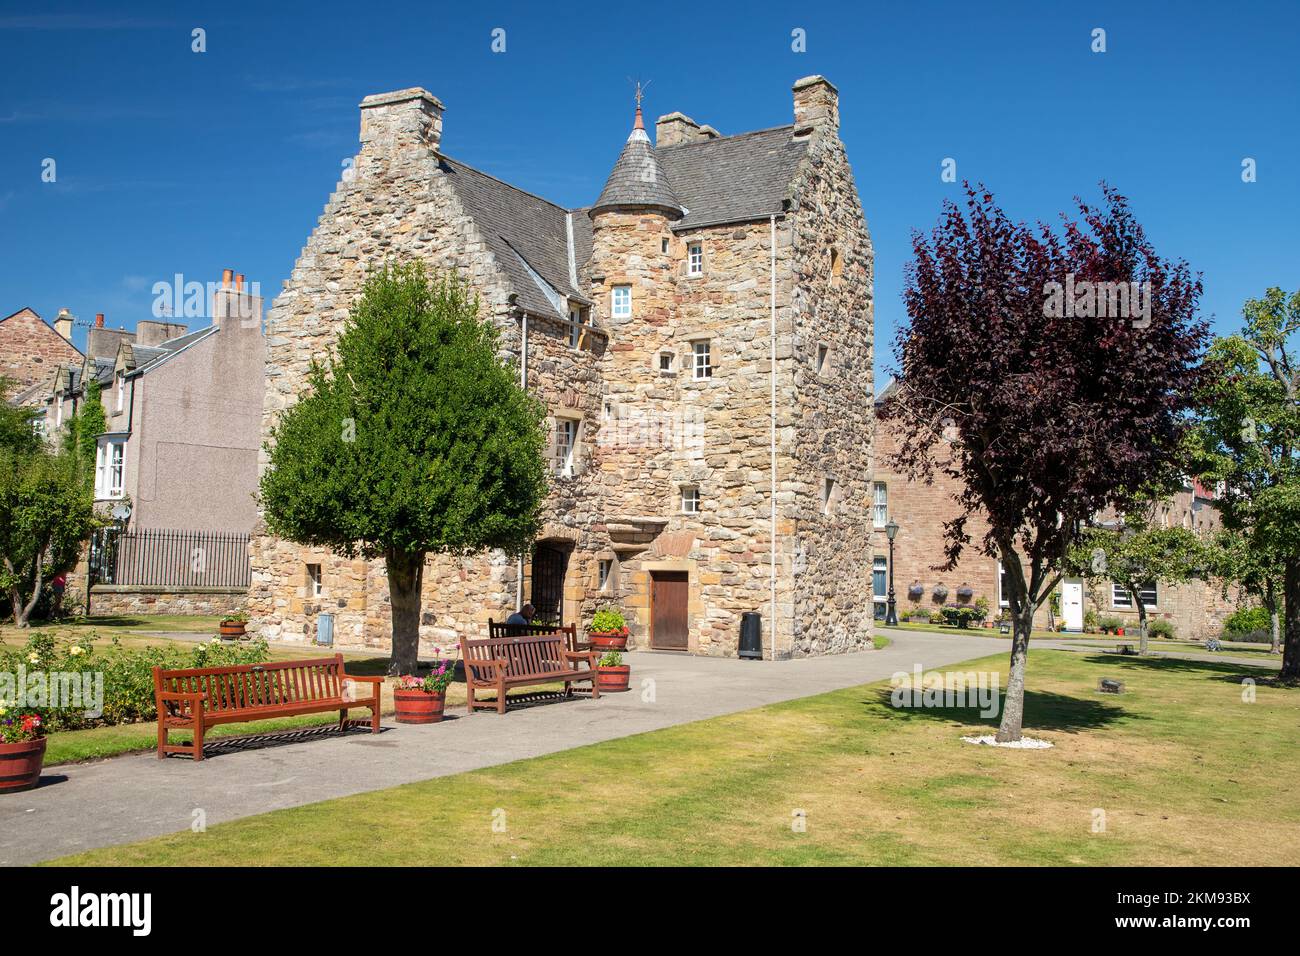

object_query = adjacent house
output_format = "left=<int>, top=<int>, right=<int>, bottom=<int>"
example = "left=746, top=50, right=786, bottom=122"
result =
left=0, top=306, right=82, bottom=406
left=871, top=381, right=1235, bottom=640
left=250, top=76, right=875, bottom=659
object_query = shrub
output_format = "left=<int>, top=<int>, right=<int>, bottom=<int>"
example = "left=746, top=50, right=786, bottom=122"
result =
left=0, top=632, right=270, bottom=731
left=1147, top=618, right=1176, bottom=640
left=598, top=651, right=623, bottom=667
left=1097, top=615, right=1122, bottom=633
left=1083, top=609, right=1099, bottom=633
left=1223, top=606, right=1270, bottom=636
left=940, top=604, right=983, bottom=629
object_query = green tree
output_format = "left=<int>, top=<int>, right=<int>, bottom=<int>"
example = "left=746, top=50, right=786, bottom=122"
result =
left=0, top=448, right=99, bottom=626
left=1068, top=515, right=1204, bottom=655
left=1192, top=287, right=1300, bottom=682
left=1206, top=528, right=1283, bottom=653
left=259, top=262, right=550, bottom=673
left=0, top=376, right=42, bottom=457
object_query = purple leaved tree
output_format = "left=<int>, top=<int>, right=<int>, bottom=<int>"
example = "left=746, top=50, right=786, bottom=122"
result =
left=880, top=184, right=1206, bottom=742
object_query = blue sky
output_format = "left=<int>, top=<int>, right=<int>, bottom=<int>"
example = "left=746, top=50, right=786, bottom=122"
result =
left=2, top=0, right=1297, bottom=384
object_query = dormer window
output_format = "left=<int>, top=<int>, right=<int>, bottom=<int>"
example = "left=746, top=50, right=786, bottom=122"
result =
left=115, top=371, right=125, bottom=412
left=611, top=285, right=632, bottom=319
left=568, top=305, right=589, bottom=349
left=687, top=242, right=703, bottom=276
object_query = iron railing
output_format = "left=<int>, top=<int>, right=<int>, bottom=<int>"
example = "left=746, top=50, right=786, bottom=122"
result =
left=90, top=527, right=251, bottom=588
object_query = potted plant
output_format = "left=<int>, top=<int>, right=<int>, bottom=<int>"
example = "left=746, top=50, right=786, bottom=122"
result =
left=595, top=651, right=630, bottom=693
left=219, top=611, right=249, bottom=641
left=0, top=701, right=46, bottom=794
left=588, top=606, right=630, bottom=651
left=391, top=656, right=456, bottom=724
left=974, top=595, right=991, bottom=627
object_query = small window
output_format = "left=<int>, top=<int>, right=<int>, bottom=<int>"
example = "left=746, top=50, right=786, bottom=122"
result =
left=554, top=418, right=579, bottom=476
left=692, top=341, right=712, bottom=379
left=816, top=344, right=829, bottom=374
left=115, top=372, right=125, bottom=412
left=568, top=308, right=582, bottom=349
left=681, top=485, right=700, bottom=514
left=872, top=556, right=888, bottom=601
left=95, top=438, right=126, bottom=499
left=688, top=242, right=703, bottom=276
left=822, top=477, right=836, bottom=514
left=999, top=562, right=1010, bottom=608
left=611, top=285, right=632, bottom=318
left=1113, top=582, right=1157, bottom=608
left=598, top=559, right=613, bottom=591
left=55, top=395, right=63, bottom=428
left=661, top=238, right=669, bottom=254
left=658, top=350, right=675, bottom=373
left=307, top=563, right=323, bottom=597
left=872, top=482, right=888, bottom=529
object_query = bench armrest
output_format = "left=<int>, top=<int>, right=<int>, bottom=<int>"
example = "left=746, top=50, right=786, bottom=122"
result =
left=342, top=673, right=384, bottom=684
left=562, top=650, right=598, bottom=666
left=464, top=657, right=508, bottom=679
left=157, top=690, right=206, bottom=718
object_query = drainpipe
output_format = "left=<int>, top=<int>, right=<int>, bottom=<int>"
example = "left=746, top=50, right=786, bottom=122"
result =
left=517, top=313, right=529, bottom=612
left=769, top=214, right=778, bottom=661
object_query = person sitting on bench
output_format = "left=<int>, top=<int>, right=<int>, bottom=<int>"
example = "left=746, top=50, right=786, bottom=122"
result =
left=505, top=603, right=535, bottom=627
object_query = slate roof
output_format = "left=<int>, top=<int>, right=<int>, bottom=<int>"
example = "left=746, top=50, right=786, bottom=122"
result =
left=591, top=125, right=684, bottom=218
left=440, top=157, right=589, bottom=320
left=658, top=126, right=807, bottom=231
left=126, top=327, right=217, bottom=377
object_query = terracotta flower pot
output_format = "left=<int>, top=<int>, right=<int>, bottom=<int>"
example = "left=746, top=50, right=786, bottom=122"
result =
left=588, top=630, right=628, bottom=651
left=0, top=737, right=47, bottom=794
left=596, top=665, right=630, bottom=693
left=394, top=689, right=446, bottom=724
left=219, top=622, right=247, bottom=640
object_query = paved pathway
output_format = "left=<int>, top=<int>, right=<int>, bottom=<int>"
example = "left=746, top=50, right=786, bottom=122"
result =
left=2, top=630, right=1007, bottom=865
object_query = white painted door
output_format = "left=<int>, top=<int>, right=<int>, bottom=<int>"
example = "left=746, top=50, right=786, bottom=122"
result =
left=1061, top=579, right=1084, bottom=632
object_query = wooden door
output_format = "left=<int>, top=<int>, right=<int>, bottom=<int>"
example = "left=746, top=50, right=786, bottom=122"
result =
left=530, top=544, right=569, bottom=625
left=651, top=572, right=689, bottom=650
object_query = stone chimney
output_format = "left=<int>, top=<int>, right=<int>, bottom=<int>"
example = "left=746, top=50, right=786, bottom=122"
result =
left=53, top=308, right=74, bottom=343
left=135, top=320, right=188, bottom=347
left=212, top=267, right=264, bottom=333
left=655, top=112, right=721, bottom=148
left=792, top=75, right=839, bottom=138
left=86, top=315, right=134, bottom=360
left=359, top=88, right=444, bottom=152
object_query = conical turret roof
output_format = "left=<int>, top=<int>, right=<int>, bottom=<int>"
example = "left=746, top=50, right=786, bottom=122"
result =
left=590, top=106, right=684, bottom=218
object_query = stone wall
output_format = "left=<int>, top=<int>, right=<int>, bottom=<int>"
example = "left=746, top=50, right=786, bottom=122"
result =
left=88, top=586, right=248, bottom=617
left=0, top=307, right=81, bottom=400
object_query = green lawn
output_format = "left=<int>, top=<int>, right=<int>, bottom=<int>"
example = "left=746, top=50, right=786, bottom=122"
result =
left=50, top=649, right=1299, bottom=867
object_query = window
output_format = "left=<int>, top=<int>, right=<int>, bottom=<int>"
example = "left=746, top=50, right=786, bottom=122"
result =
left=307, top=563, right=323, bottom=597
left=115, top=372, right=125, bottom=412
left=822, top=477, right=836, bottom=514
left=999, top=562, right=1010, bottom=608
left=554, top=418, right=579, bottom=476
left=688, top=242, right=703, bottom=275
left=95, top=438, right=125, bottom=499
left=658, top=350, right=675, bottom=373
left=661, top=238, right=669, bottom=254
left=873, top=556, right=888, bottom=601
left=55, top=394, right=63, bottom=428
left=597, top=559, right=613, bottom=591
left=692, top=340, right=712, bottom=379
left=31, top=415, right=44, bottom=437
left=568, top=308, right=582, bottom=349
left=681, top=485, right=700, bottom=514
left=611, top=285, right=632, bottom=318
left=872, top=482, right=888, bottom=529
left=1113, top=582, right=1157, bottom=609
left=816, top=343, right=830, bottom=374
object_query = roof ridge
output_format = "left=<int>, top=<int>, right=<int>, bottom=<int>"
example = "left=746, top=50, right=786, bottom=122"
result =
left=659, top=124, right=796, bottom=150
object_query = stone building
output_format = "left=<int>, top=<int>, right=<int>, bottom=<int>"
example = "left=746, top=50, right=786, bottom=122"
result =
left=250, top=76, right=875, bottom=659
left=871, top=382, right=1235, bottom=640
left=0, top=307, right=82, bottom=404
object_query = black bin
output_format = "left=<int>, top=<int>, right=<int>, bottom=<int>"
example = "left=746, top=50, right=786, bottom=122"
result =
left=739, top=611, right=763, bottom=660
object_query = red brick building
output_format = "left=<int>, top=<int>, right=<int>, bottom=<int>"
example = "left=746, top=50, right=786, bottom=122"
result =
left=871, top=382, right=1235, bottom=640
left=0, top=307, right=82, bottom=402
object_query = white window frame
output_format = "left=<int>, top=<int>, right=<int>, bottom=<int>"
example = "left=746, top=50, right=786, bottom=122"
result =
left=307, top=563, right=323, bottom=597
left=611, top=285, right=632, bottom=318
left=95, top=438, right=126, bottom=499
left=692, top=340, right=712, bottom=380
left=872, top=555, right=888, bottom=604
left=55, top=394, right=63, bottom=428
left=1113, top=582, right=1157, bottom=609
left=597, top=558, right=613, bottom=591
left=568, top=308, right=582, bottom=349
left=687, top=242, right=703, bottom=276
left=872, top=482, right=888, bottom=529
left=680, top=485, right=700, bottom=514
left=115, top=372, right=125, bottom=412
left=554, top=417, right=579, bottom=477
left=998, top=562, right=1010, bottom=608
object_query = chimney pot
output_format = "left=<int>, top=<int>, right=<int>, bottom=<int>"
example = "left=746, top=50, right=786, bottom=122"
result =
left=222, top=268, right=233, bottom=289
left=235, top=273, right=245, bottom=291
left=95, top=313, right=105, bottom=328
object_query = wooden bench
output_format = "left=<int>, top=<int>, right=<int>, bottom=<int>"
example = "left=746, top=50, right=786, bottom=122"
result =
left=461, top=630, right=599, bottom=715
left=152, top=655, right=383, bottom=761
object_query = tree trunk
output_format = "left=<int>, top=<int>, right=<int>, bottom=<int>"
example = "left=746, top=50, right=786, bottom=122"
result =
left=994, top=605, right=1034, bottom=742
left=1265, top=582, right=1281, bottom=654
left=385, top=548, right=426, bottom=676
left=1136, top=596, right=1149, bottom=656
left=1282, top=557, right=1300, bottom=684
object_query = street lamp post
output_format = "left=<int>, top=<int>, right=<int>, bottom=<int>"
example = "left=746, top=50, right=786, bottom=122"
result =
left=885, top=519, right=899, bottom=626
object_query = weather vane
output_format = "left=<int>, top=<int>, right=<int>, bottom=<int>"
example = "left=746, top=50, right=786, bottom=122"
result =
left=629, top=77, right=651, bottom=110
